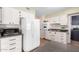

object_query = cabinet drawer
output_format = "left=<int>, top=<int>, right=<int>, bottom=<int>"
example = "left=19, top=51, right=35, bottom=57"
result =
left=9, top=42, right=16, bottom=48
left=9, top=47, right=16, bottom=52
left=0, top=35, right=22, bottom=52
left=9, top=43, right=21, bottom=52
left=9, top=38, right=16, bottom=41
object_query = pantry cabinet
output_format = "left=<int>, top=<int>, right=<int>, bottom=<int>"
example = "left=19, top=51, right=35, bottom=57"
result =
left=0, top=35, right=22, bottom=52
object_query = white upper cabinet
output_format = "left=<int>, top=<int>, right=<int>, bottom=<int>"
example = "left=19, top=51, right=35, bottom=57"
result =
left=47, top=15, right=68, bottom=25
left=2, top=8, right=19, bottom=24
left=48, top=16, right=60, bottom=23
left=59, top=15, right=68, bottom=25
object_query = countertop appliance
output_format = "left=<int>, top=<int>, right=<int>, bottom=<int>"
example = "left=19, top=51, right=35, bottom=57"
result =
left=21, top=16, right=40, bottom=52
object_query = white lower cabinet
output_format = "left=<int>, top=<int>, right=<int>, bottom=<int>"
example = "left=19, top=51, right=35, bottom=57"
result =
left=0, top=38, right=9, bottom=52
left=55, top=32, right=61, bottom=42
left=51, top=31, right=56, bottom=41
left=48, top=31, right=67, bottom=44
left=0, top=35, right=22, bottom=52
left=60, top=32, right=67, bottom=44
left=47, top=31, right=56, bottom=41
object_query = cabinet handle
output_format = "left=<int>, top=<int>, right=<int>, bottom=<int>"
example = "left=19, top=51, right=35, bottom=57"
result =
left=9, top=47, right=16, bottom=50
left=9, top=43, right=16, bottom=45
left=9, top=39, right=16, bottom=41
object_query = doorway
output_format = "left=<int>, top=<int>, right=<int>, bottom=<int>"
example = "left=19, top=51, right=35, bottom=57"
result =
left=69, top=13, right=79, bottom=46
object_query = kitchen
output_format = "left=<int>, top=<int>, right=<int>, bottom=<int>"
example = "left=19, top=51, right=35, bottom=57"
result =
left=0, top=7, right=79, bottom=52
left=35, top=7, right=79, bottom=52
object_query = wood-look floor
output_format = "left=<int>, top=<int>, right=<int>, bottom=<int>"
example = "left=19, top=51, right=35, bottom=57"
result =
left=33, top=38, right=79, bottom=52
left=40, top=38, right=79, bottom=48
left=40, top=38, right=48, bottom=47
left=71, top=40, right=79, bottom=47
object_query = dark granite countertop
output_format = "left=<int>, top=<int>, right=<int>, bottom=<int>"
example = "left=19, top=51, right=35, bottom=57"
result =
left=48, top=29, right=68, bottom=32
left=0, top=34, right=22, bottom=38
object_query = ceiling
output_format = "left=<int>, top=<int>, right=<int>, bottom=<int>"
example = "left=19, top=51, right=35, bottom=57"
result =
left=35, top=7, right=68, bottom=17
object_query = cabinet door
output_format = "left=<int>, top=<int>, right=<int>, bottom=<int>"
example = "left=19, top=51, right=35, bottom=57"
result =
left=59, top=15, right=67, bottom=25
left=45, top=30, right=49, bottom=39
left=2, top=8, right=19, bottom=24
left=60, top=32, right=67, bottom=44
left=54, top=17, right=60, bottom=23
left=48, top=31, right=55, bottom=41
left=11, top=8, right=19, bottom=24
left=51, top=32, right=55, bottom=41
left=55, top=32, right=60, bottom=42
left=44, top=30, right=48, bottom=39
left=0, top=38, right=9, bottom=52
left=15, top=35, right=22, bottom=52
left=49, top=17, right=59, bottom=23
left=47, top=31, right=52, bottom=40
left=2, top=8, right=11, bottom=24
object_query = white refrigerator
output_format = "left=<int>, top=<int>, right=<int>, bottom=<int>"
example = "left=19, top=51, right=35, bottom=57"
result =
left=21, top=17, right=40, bottom=52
